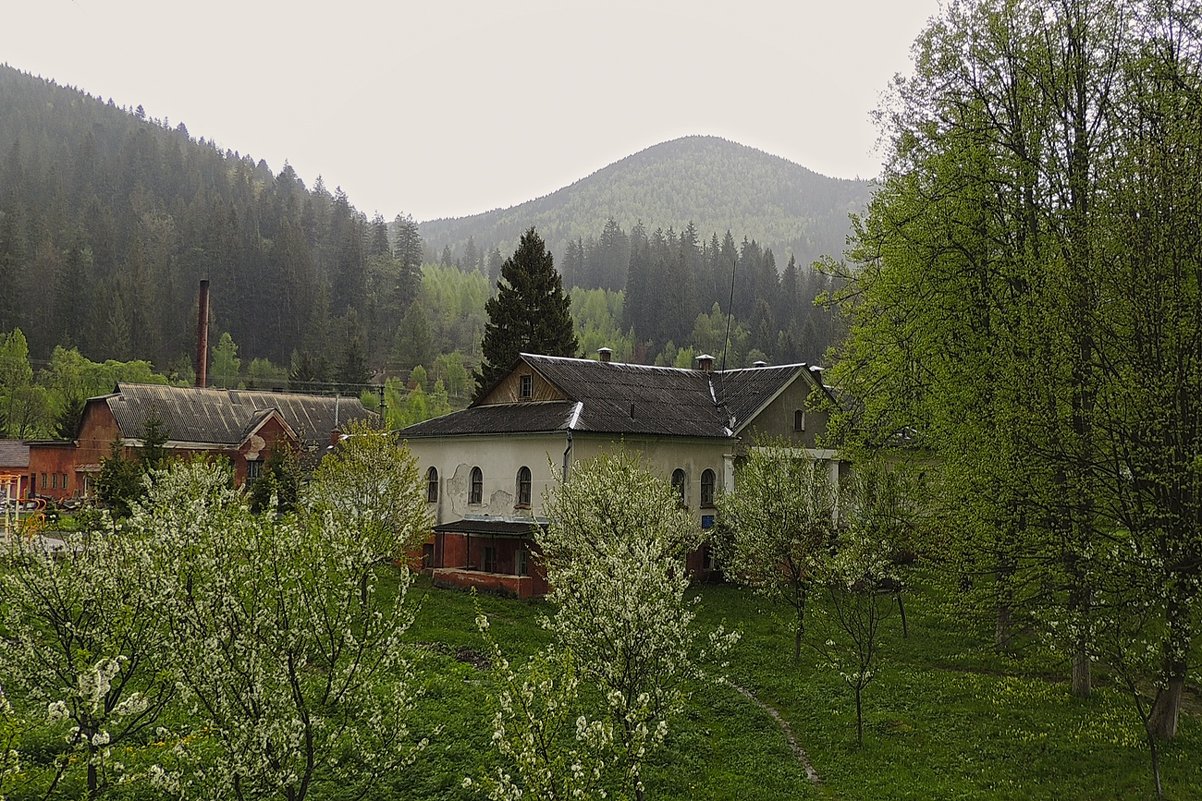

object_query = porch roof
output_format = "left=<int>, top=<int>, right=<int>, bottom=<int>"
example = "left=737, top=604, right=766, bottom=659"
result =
left=433, top=518, right=547, bottom=538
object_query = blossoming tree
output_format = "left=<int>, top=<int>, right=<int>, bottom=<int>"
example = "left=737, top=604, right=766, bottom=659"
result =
left=478, top=450, right=737, bottom=801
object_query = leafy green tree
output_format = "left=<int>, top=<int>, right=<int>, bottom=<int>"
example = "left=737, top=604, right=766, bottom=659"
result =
left=529, top=450, right=738, bottom=801
left=473, top=228, right=577, bottom=399
left=716, top=442, right=841, bottom=661
left=148, top=453, right=430, bottom=800
left=1, top=517, right=175, bottom=799
left=247, top=440, right=302, bottom=514
left=394, top=302, right=434, bottom=373
left=95, top=441, right=145, bottom=517
left=210, top=332, right=241, bottom=388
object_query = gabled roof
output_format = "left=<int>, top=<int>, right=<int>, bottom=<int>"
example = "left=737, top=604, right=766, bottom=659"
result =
left=399, top=354, right=825, bottom=440
left=100, top=383, right=373, bottom=447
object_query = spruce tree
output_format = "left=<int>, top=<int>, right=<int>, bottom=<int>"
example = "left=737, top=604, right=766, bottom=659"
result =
left=473, top=228, right=577, bottom=400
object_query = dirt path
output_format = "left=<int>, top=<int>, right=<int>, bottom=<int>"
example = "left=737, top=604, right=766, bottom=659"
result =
left=727, top=680, right=822, bottom=786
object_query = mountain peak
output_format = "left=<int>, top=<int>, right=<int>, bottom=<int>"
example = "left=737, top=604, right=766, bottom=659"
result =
left=419, top=136, right=871, bottom=270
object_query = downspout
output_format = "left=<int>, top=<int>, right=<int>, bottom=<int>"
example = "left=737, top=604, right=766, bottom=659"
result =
left=563, top=401, right=583, bottom=482
left=562, top=430, right=573, bottom=483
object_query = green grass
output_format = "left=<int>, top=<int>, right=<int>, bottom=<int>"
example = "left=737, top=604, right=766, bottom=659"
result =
left=5, top=568, right=1200, bottom=799
left=395, top=570, right=1202, bottom=801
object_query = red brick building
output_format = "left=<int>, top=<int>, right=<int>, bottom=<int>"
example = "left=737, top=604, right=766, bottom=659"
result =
left=26, top=383, right=374, bottom=501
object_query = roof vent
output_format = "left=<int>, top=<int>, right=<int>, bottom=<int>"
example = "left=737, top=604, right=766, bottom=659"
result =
left=753, top=360, right=768, bottom=368
left=696, top=353, right=715, bottom=372
left=598, top=347, right=612, bottom=363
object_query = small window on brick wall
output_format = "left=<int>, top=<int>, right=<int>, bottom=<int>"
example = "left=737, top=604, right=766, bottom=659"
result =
left=246, top=460, right=263, bottom=486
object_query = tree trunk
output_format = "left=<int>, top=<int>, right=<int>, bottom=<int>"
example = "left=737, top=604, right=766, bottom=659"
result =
left=896, top=593, right=908, bottom=639
left=995, top=602, right=1012, bottom=654
left=855, top=686, right=864, bottom=746
left=794, top=622, right=803, bottom=663
left=994, top=557, right=1014, bottom=653
left=1149, top=592, right=1191, bottom=740
left=87, top=756, right=99, bottom=800
left=1071, top=643, right=1091, bottom=699
left=1146, top=727, right=1164, bottom=801
left=1148, top=664, right=1186, bottom=741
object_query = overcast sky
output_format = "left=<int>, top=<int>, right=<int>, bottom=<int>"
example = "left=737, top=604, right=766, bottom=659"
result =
left=3, top=0, right=942, bottom=222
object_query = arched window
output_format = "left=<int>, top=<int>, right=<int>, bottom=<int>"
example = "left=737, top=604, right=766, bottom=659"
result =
left=793, top=409, right=806, bottom=432
left=701, top=468, right=716, bottom=508
left=516, top=466, right=532, bottom=507
left=469, top=466, right=483, bottom=505
left=426, top=466, right=439, bottom=503
left=671, top=468, right=687, bottom=506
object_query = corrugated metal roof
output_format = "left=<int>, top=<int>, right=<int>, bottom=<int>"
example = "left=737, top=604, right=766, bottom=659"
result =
left=0, top=439, right=30, bottom=468
left=105, top=384, right=374, bottom=446
left=397, top=354, right=813, bottom=440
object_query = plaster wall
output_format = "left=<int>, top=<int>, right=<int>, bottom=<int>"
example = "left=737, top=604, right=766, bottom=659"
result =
left=739, top=374, right=829, bottom=449
left=405, top=432, right=735, bottom=525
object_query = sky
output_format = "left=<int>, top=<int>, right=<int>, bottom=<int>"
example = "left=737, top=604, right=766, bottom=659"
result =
left=3, top=0, right=943, bottom=222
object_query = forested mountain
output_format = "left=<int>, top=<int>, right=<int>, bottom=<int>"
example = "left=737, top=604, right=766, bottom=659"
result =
left=1, top=65, right=852, bottom=412
left=418, top=135, right=872, bottom=276
left=0, top=64, right=421, bottom=382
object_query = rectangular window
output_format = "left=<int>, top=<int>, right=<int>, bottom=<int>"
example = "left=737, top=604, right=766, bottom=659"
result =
left=41, top=473, right=48, bottom=490
left=51, top=473, right=58, bottom=489
left=483, top=546, right=497, bottom=573
left=246, top=460, right=263, bottom=486
left=516, top=548, right=528, bottom=577
left=61, top=473, right=69, bottom=490
left=519, top=374, right=533, bottom=399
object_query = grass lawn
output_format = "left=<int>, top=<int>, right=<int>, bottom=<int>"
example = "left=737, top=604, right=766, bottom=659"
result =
left=396, top=568, right=1201, bottom=801
left=5, top=566, right=1199, bottom=799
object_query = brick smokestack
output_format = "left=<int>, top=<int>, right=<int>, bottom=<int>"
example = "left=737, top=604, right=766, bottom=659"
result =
left=196, top=280, right=210, bottom=388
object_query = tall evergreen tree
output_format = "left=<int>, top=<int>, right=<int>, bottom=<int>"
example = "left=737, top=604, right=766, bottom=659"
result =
left=473, top=228, right=577, bottom=400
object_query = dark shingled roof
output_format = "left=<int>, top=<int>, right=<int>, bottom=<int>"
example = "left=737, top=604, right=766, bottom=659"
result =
left=399, top=354, right=818, bottom=439
left=103, top=383, right=374, bottom=446
left=433, top=518, right=548, bottom=537
left=399, top=401, right=579, bottom=438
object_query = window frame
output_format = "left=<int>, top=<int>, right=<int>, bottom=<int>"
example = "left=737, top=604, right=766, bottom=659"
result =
left=671, top=468, right=687, bottom=507
left=426, top=466, right=439, bottom=503
left=793, top=409, right=806, bottom=432
left=701, top=468, right=716, bottom=508
left=519, top=373, right=533, bottom=399
left=516, top=466, right=532, bottom=508
left=469, top=466, right=483, bottom=505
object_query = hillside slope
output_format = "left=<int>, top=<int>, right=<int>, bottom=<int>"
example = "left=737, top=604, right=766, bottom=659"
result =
left=418, top=135, right=872, bottom=269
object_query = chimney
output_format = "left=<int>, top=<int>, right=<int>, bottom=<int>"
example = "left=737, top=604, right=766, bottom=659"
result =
left=598, top=347, right=612, bottom=363
left=196, top=279, right=210, bottom=388
left=696, top=353, right=715, bottom=372
left=753, top=360, right=768, bottom=368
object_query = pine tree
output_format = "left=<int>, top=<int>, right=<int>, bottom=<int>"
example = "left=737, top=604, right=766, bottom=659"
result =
left=473, top=228, right=577, bottom=400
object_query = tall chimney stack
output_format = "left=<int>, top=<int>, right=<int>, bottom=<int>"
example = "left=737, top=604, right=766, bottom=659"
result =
left=196, top=280, right=210, bottom=388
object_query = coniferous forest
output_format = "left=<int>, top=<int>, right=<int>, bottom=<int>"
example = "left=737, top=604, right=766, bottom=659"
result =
left=0, top=64, right=849, bottom=422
